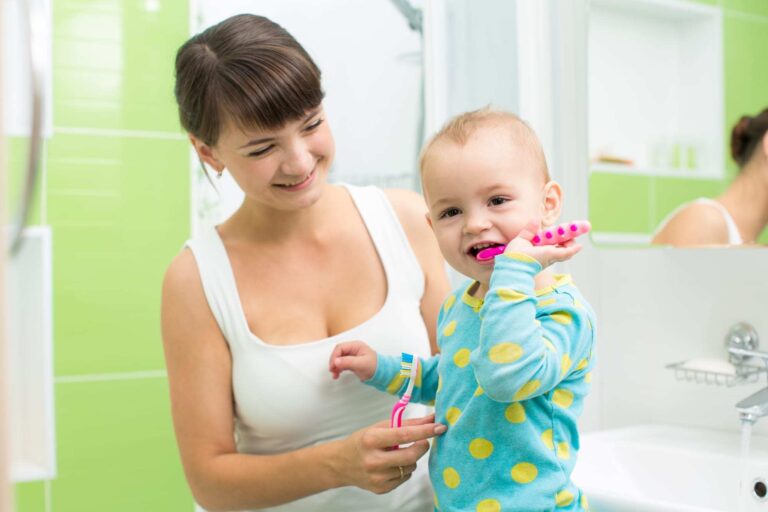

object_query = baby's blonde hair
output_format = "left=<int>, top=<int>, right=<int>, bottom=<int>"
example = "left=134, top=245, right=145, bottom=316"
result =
left=419, top=107, right=550, bottom=182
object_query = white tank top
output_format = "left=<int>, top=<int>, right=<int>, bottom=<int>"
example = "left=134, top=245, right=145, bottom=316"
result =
left=653, top=197, right=743, bottom=245
left=186, top=184, right=434, bottom=512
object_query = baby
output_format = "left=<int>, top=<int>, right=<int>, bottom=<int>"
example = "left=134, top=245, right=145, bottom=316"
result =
left=330, top=108, right=596, bottom=511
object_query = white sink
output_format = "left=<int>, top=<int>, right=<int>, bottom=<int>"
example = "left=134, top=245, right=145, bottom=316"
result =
left=573, top=424, right=768, bottom=512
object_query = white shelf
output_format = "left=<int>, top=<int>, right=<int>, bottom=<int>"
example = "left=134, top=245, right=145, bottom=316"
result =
left=588, top=0, right=723, bottom=180
left=7, top=226, right=56, bottom=482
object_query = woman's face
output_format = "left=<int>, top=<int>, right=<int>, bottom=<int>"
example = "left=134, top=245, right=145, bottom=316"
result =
left=197, top=106, right=335, bottom=212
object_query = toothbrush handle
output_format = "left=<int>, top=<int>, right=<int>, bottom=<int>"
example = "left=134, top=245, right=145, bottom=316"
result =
left=532, top=220, right=591, bottom=246
left=476, top=220, right=591, bottom=261
left=389, top=397, right=410, bottom=450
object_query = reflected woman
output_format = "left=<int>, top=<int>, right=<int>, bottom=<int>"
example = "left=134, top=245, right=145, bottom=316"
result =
left=652, top=108, right=768, bottom=246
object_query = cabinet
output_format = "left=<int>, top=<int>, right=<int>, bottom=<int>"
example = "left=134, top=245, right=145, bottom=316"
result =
left=589, top=0, right=723, bottom=179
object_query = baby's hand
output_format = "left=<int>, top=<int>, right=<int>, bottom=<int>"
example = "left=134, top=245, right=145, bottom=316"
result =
left=329, top=340, right=378, bottom=381
left=504, top=220, right=582, bottom=268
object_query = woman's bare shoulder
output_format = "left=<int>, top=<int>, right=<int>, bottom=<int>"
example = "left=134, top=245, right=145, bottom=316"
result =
left=163, top=248, right=200, bottom=297
left=161, top=248, right=216, bottom=332
left=383, top=188, right=428, bottom=227
left=652, top=201, right=729, bottom=246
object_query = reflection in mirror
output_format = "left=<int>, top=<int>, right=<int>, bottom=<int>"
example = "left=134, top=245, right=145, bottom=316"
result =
left=651, top=109, right=768, bottom=247
left=587, top=0, right=768, bottom=248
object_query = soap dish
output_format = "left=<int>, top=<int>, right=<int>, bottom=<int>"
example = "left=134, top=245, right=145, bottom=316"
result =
left=666, top=359, right=767, bottom=387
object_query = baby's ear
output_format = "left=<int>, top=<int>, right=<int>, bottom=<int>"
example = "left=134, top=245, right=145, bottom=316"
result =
left=541, top=180, right=563, bottom=227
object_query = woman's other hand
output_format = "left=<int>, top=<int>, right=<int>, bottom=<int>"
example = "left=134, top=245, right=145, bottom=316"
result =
left=333, top=414, right=446, bottom=494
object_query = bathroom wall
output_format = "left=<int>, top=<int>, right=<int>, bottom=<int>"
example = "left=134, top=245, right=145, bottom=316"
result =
left=589, top=0, right=768, bottom=244
left=13, top=0, right=193, bottom=510
left=579, top=247, right=768, bottom=435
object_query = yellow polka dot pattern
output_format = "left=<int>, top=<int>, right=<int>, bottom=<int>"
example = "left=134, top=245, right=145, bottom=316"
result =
left=585, top=372, right=593, bottom=383
left=385, top=373, right=406, bottom=394
left=419, top=260, right=594, bottom=511
left=510, top=462, right=538, bottom=484
left=541, top=429, right=554, bottom=450
left=414, top=361, right=423, bottom=387
left=453, top=348, right=471, bottom=368
left=443, top=294, right=456, bottom=313
left=504, top=402, right=526, bottom=423
left=513, top=380, right=541, bottom=400
left=556, top=489, right=574, bottom=507
left=469, top=438, right=494, bottom=459
left=503, top=252, right=538, bottom=264
left=446, top=407, right=462, bottom=425
left=581, top=494, right=589, bottom=510
left=553, top=388, right=574, bottom=408
left=497, top=288, right=528, bottom=302
left=476, top=499, right=501, bottom=512
left=443, top=467, right=460, bottom=488
left=488, top=342, right=523, bottom=363
left=561, top=354, right=572, bottom=376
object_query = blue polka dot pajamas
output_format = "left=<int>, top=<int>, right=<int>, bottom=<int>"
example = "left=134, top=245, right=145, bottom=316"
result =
left=366, top=253, right=597, bottom=511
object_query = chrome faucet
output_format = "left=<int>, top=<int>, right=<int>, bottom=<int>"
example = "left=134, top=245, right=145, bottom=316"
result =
left=737, top=387, right=768, bottom=424
left=729, top=323, right=768, bottom=424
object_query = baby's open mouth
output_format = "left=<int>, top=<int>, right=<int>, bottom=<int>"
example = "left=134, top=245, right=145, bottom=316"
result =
left=468, top=242, right=505, bottom=258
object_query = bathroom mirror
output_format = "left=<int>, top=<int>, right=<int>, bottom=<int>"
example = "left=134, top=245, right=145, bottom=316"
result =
left=587, top=0, right=768, bottom=248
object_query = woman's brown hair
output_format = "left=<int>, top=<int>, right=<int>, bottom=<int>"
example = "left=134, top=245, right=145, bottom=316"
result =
left=731, top=107, right=768, bottom=168
left=174, top=14, right=324, bottom=146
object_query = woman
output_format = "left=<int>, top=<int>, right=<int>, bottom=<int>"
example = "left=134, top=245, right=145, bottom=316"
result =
left=161, top=14, right=450, bottom=512
left=652, top=108, right=768, bottom=246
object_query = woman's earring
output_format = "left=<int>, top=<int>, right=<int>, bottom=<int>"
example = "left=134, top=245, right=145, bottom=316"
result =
left=216, top=168, right=224, bottom=179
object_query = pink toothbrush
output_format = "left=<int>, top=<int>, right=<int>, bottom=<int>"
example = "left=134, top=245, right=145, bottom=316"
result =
left=390, top=353, right=418, bottom=450
left=476, top=220, right=591, bottom=261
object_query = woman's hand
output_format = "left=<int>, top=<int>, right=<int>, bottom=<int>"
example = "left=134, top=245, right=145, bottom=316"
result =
left=504, top=220, right=582, bottom=268
left=329, top=340, right=379, bottom=381
left=333, top=414, right=446, bottom=494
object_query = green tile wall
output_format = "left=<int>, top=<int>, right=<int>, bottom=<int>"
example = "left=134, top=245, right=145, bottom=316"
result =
left=53, top=0, right=186, bottom=132
left=51, top=379, right=190, bottom=511
left=14, top=483, right=45, bottom=512
left=47, top=134, right=189, bottom=376
left=590, top=0, right=768, bottom=245
left=589, top=173, right=654, bottom=233
left=14, top=0, right=193, bottom=510
left=724, top=0, right=768, bottom=18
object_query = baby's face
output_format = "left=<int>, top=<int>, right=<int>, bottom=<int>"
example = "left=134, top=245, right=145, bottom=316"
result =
left=423, top=127, right=548, bottom=287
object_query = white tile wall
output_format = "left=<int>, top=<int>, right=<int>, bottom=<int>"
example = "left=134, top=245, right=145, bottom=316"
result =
left=576, top=246, right=768, bottom=435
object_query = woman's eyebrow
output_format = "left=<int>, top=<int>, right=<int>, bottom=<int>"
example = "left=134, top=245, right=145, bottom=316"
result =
left=238, top=109, right=322, bottom=149
left=239, top=136, right=273, bottom=149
